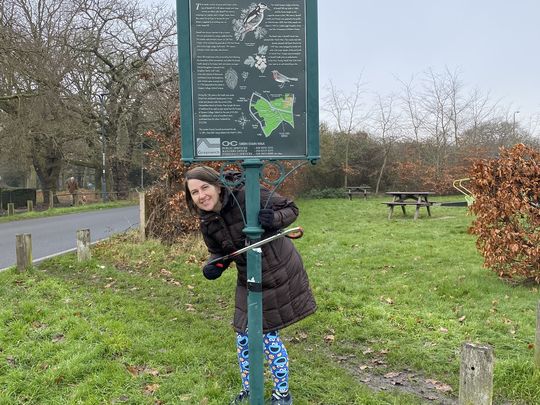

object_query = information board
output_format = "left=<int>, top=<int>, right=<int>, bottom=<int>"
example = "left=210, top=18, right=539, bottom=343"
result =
left=177, top=0, right=319, bottom=162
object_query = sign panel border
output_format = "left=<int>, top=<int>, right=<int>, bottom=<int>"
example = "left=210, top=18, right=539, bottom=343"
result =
left=177, top=0, right=319, bottom=163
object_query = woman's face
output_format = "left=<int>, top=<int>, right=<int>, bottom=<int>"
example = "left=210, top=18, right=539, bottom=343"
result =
left=187, top=179, right=222, bottom=212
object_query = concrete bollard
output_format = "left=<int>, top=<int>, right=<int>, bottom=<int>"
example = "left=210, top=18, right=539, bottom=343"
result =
left=139, top=191, right=148, bottom=242
left=459, top=342, right=494, bottom=405
left=77, top=229, right=91, bottom=262
left=27, top=200, right=33, bottom=212
left=49, top=190, right=54, bottom=209
left=7, top=203, right=14, bottom=216
left=16, top=234, right=32, bottom=271
left=534, top=301, right=540, bottom=368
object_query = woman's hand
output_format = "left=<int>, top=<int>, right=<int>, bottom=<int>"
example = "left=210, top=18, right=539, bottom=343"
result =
left=202, top=259, right=230, bottom=280
left=258, top=208, right=277, bottom=229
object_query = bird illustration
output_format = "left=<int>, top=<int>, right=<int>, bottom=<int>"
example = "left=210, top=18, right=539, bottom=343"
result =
left=272, top=70, right=298, bottom=88
left=236, top=3, right=269, bottom=41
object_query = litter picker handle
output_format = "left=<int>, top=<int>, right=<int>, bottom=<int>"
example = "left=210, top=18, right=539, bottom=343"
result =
left=285, top=226, right=303, bottom=239
left=206, top=226, right=304, bottom=266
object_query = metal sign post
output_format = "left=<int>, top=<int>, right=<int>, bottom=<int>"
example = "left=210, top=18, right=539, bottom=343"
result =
left=177, top=1, right=318, bottom=403
left=242, top=159, right=264, bottom=401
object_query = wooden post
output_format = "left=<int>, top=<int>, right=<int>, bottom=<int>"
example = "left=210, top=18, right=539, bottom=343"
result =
left=77, top=229, right=91, bottom=262
left=139, top=191, right=148, bottom=241
left=7, top=203, right=14, bottom=216
left=49, top=190, right=54, bottom=209
left=459, top=342, right=494, bottom=405
left=535, top=301, right=540, bottom=368
left=27, top=200, right=33, bottom=212
left=16, top=234, right=32, bottom=271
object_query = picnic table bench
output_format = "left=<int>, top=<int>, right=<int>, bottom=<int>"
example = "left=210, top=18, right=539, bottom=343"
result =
left=384, top=191, right=436, bottom=220
left=345, top=186, right=371, bottom=200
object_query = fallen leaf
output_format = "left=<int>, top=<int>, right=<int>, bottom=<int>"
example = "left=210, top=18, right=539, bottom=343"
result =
left=126, top=365, right=142, bottom=376
left=458, top=316, right=466, bottom=323
left=384, top=371, right=401, bottom=378
left=426, top=379, right=453, bottom=392
left=52, top=334, right=65, bottom=343
left=160, top=269, right=173, bottom=277
left=144, top=383, right=159, bottom=395
left=439, top=327, right=448, bottom=333
left=362, top=348, right=373, bottom=355
left=146, top=367, right=160, bottom=376
left=359, top=365, right=369, bottom=370
left=324, top=334, right=335, bottom=343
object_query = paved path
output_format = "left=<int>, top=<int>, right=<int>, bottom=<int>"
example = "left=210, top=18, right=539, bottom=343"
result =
left=0, top=206, right=139, bottom=271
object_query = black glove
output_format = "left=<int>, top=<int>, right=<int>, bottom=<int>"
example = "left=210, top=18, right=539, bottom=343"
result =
left=258, top=208, right=277, bottom=229
left=202, top=259, right=231, bottom=280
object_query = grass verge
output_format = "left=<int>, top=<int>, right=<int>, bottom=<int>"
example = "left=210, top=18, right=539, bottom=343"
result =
left=0, top=197, right=539, bottom=404
left=0, top=201, right=136, bottom=224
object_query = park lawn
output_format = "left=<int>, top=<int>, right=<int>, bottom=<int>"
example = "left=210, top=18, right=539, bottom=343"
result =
left=0, top=197, right=539, bottom=404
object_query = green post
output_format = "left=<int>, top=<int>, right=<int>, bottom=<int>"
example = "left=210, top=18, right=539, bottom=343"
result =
left=242, top=159, right=264, bottom=404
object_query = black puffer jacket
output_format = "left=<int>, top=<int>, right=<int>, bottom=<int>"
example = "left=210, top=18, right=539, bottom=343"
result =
left=199, top=186, right=316, bottom=333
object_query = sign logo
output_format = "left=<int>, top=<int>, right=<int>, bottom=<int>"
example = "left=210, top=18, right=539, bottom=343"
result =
left=197, top=138, right=220, bottom=156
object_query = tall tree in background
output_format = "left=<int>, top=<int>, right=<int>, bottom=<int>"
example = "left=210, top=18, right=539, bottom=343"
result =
left=0, top=0, right=80, bottom=203
left=371, top=94, right=400, bottom=193
left=70, top=0, right=177, bottom=197
left=322, top=79, right=369, bottom=188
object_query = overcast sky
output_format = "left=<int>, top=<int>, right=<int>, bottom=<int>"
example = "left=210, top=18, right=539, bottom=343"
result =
left=167, top=0, right=540, bottom=133
left=318, top=0, right=539, bottom=129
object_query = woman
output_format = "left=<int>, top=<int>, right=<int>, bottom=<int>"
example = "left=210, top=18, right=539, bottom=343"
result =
left=184, top=166, right=316, bottom=405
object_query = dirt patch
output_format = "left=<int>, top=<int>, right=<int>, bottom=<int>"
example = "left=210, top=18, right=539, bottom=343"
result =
left=329, top=352, right=457, bottom=404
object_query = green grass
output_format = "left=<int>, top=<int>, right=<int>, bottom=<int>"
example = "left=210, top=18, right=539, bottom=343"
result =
left=1, top=197, right=539, bottom=404
left=0, top=201, right=136, bottom=224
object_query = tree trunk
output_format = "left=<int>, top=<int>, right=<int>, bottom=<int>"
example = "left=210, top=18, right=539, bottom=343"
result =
left=32, top=136, right=63, bottom=206
left=111, top=158, right=131, bottom=199
left=375, top=147, right=390, bottom=194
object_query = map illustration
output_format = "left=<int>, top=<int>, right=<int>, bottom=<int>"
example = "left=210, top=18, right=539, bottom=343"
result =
left=249, top=92, right=295, bottom=137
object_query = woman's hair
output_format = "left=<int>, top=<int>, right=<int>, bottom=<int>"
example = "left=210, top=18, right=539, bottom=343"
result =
left=184, top=166, right=223, bottom=215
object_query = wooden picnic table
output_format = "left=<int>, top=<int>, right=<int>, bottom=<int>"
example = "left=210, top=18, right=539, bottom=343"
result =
left=346, top=186, right=371, bottom=200
left=384, top=191, right=436, bottom=220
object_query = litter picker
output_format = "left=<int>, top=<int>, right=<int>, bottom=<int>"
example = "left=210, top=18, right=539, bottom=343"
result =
left=208, top=227, right=304, bottom=267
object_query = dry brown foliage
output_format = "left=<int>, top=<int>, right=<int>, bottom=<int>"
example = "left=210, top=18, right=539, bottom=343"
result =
left=393, top=161, right=470, bottom=194
left=469, top=143, right=540, bottom=282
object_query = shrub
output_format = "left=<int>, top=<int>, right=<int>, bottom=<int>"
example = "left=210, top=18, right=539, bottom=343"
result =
left=469, top=144, right=540, bottom=282
left=301, top=188, right=346, bottom=199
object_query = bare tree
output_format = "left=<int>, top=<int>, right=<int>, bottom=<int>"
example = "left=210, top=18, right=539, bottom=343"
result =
left=322, top=78, right=370, bottom=188
left=68, top=0, right=177, bottom=197
left=371, top=94, right=401, bottom=193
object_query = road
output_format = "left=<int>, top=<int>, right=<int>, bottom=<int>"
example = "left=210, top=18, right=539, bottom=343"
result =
left=0, top=206, right=139, bottom=271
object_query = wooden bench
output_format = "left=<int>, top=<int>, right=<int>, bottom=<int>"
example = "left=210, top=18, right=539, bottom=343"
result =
left=345, top=186, right=371, bottom=200
left=383, top=201, right=436, bottom=220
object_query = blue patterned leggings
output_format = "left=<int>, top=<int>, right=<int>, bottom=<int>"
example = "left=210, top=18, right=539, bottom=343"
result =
left=236, top=330, right=289, bottom=393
